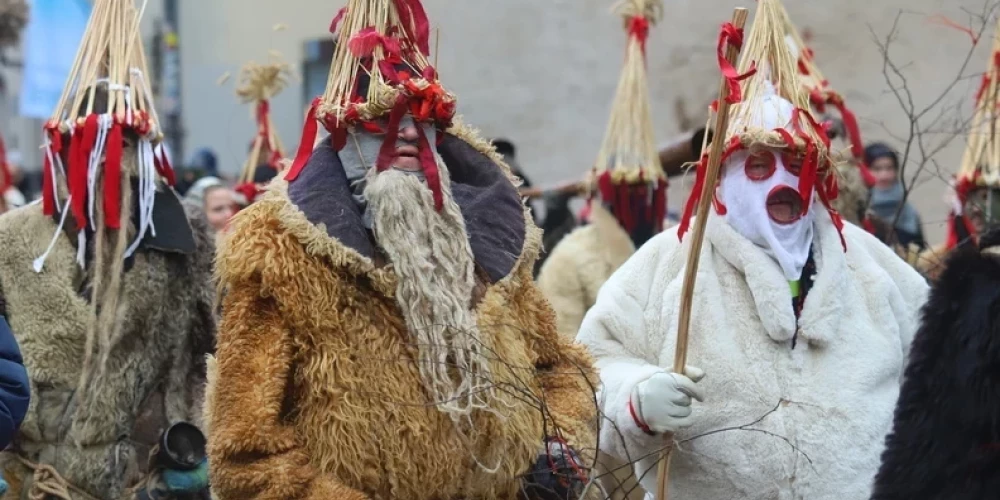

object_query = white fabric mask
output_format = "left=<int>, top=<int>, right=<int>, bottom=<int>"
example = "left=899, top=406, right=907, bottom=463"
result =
left=718, top=92, right=814, bottom=280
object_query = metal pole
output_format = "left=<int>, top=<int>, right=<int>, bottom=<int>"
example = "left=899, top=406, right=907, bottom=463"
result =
left=161, top=0, right=183, bottom=162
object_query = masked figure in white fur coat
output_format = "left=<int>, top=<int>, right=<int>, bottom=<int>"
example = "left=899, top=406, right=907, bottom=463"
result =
left=576, top=6, right=929, bottom=497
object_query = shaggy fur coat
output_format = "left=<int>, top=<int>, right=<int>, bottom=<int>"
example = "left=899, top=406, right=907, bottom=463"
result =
left=205, top=130, right=597, bottom=500
left=870, top=233, right=1000, bottom=499
left=0, top=200, right=216, bottom=499
left=577, top=212, right=929, bottom=499
left=537, top=204, right=636, bottom=341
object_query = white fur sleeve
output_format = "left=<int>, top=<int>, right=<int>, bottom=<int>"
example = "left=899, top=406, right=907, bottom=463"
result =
left=851, top=226, right=930, bottom=357
left=576, top=232, right=677, bottom=463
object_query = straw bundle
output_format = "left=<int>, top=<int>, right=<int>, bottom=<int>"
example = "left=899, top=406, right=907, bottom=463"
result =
left=34, top=0, right=173, bottom=400
left=724, top=0, right=827, bottom=155
left=236, top=57, right=291, bottom=183
left=319, top=0, right=439, bottom=124
left=779, top=3, right=873, bottom=183
left=957, top=17, right=1000, bottom=193
left=593, top=0, right=663, bottom=185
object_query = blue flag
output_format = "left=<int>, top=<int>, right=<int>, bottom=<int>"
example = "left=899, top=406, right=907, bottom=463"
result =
left=19, top=0, right=92, bottom=119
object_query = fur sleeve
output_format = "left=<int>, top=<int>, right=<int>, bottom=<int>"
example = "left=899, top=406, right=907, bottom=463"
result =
left=536, top=238, right=588, bottom=341
left=576, top=232, right=675, bottom=464
left=871, top=245, right=1000, bottom=499
left=206, top=277, right=368, bottom=500
left=510, top=263, right=599, bottom=464
left=847, top=225, right=929, bottom=354
left=164, top=208, right=217, bottom=428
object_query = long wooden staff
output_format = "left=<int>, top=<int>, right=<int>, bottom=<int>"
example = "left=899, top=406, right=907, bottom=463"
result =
left=654, top=7, right=748, bottom=500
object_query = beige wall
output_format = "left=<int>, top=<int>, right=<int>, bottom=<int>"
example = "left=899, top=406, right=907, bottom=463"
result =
left=175, top=0, right=996, bottom=244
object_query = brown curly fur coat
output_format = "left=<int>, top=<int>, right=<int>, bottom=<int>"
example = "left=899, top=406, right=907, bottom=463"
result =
left=0, top=202, right=216, bottom=499
left=205, top=130, right=597, bottom=500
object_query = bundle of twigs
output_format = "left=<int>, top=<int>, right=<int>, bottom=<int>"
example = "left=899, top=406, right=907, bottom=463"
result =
left=236, top=56, right=291, bottom=183
left=958, top=17, right=1000, bottom=193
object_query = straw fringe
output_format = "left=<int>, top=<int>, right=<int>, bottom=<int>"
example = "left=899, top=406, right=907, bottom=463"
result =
left=958, top=17, right=1000, bottom=189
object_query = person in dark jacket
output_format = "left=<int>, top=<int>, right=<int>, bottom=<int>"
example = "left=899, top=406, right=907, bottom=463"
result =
left=865, top=142, right=927, bottom=249
left=0, top=314, right=27, bottom=450
left=871, top=227, right=1000, bottom=499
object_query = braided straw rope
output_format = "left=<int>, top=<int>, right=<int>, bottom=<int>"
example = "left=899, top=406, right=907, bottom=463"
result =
left=15, top=456, right=101, bottom=500
left=592, top=0, right=664, bottom=186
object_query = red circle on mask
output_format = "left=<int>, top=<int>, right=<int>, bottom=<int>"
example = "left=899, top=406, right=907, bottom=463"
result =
left=782, top=151, right=804, bottom=176
left=745, top=150, right=776, bottom=181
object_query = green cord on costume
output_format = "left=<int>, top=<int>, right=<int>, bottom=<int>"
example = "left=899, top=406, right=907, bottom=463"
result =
left=789, top=280, right=800, bottom=298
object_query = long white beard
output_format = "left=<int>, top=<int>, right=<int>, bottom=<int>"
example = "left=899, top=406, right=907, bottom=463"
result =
left=364, top=160, right=495, bottom=421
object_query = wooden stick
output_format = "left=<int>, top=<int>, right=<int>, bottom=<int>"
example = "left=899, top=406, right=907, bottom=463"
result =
left=654, top=7, right=748, bottom=500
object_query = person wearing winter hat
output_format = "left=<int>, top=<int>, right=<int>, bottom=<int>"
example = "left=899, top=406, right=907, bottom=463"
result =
left=577, top=1, right=928, bottom=497
left=205, top=1, right=597, bottom=499
left=865, top=142, right=927, bottom=249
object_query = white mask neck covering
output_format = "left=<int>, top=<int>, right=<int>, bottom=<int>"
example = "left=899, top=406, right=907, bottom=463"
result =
left=718, top=148, right=815, bottom=281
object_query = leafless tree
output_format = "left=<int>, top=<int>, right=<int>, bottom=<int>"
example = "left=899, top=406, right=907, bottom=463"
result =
left=866, top=0, right=1000, bottom=253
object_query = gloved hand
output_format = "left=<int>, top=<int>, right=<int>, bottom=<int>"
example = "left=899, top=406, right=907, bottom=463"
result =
left=630, top=366, right=705, bottom=435
left=520, top=438, right=587, bottom=500
left=135, top=459, right=209, bottom=500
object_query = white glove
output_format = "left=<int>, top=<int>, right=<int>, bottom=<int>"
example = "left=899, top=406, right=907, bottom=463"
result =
left=630, top=366, right=705, bottom=435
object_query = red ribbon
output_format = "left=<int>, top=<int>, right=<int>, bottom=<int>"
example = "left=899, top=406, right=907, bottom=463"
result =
left=104, top=122, right=123, bottom=229
left=348, top=27, right=402, bottom=58
left=41, top=124, right=62, bottom=217
left=415, top=126, right=443, bottom=211
left=0, top=133, right=11, bottom=197
left=284, top=97, right=322, bottom=182
left=393, top=0, right=431, bottom=56
left=628, top=16, right=650, bottom=54
left=677, top=137, right=742, bottom=241
left=976, top=52, right=1000, bottom=103
left=830, top=99, right=876, bottom=186
left=944, top=211, right=979, bottom=249
left=154, top=146, right=176, bottom=186
left=717, top=22, right=757, bottom=105
left=70, top=116, right=99, bottom=230
left=329, top=7, right=347, bottom=34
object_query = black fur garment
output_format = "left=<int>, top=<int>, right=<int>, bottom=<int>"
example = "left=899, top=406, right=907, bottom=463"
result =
left=871, top=230, right=1000, bottom=499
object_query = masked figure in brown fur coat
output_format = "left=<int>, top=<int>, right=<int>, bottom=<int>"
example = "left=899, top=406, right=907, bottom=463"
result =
left=204, top=2, right=597, bottom=499
left=0, top=31, right=215, bottom=500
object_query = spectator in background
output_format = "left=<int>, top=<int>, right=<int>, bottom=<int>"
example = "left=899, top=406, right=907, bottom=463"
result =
left=865, top=142, right=927, bottom=249
left=492, top=138, right=582, bottom=276
left=184, top=176, right=235, bottom=234
left=0, top=312, right=29, bottom=453
left=175, top=147, right=219, bottom=196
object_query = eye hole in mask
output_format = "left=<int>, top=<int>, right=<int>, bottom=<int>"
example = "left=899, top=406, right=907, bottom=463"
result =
left=782, top=152, right=803, bottom=177
left=745, top=150, right=776, bottom=181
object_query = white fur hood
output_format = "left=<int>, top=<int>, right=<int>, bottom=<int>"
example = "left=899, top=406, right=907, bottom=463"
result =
left=577, top=211, right=928, bottom=499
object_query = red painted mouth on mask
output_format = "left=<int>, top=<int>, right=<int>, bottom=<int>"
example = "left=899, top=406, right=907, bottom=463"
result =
left=766, top=185, right=803, bottom=225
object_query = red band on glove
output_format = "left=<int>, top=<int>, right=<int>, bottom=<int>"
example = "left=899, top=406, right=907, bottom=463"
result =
left=629, top=396, right=656, bottom=436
